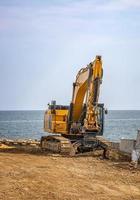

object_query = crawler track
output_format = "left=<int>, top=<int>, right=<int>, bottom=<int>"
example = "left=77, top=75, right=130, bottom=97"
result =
left=41, top=135, right=72, bottom=155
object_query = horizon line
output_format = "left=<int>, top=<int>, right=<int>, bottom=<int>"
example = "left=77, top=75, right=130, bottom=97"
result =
left=0, top=109, right=140, bottom=111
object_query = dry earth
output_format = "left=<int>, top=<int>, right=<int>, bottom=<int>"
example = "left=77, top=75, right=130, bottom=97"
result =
left=0, top=152, right=140, bottom=200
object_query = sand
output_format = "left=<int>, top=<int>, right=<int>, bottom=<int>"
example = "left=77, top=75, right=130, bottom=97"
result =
left=0, top=151, right=140, bottom=200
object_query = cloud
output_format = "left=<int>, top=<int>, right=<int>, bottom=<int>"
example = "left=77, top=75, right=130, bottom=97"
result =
left=98, top=0, right=140, bottom=11
left=1, top=0, right=140, bottom=20
left=0, top=0, right=139, bottom=45
left=121, top=0, right=140, bottom=7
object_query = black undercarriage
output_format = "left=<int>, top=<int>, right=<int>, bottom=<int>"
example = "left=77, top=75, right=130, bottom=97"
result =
left=62, top=133, right=109, bottom=158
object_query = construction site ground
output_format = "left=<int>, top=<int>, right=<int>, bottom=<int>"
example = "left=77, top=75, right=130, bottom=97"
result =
left=0, top=149, right=140, bottom=200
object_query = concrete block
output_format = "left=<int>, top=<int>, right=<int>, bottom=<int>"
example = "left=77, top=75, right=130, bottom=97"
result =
left=136, top=130, right=140, bottom=149
left=120, top=139, right=136, bottom=154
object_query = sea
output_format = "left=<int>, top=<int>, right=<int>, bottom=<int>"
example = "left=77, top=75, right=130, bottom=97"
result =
left=0, top=110, right=140, bottom=142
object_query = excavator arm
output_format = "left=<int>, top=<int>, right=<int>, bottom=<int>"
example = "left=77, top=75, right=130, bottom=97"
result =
left=68, top=55, right=103, bottom=133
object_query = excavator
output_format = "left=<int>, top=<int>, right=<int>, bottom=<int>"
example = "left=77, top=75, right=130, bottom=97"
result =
left=41, top=55, right=108, bottom=156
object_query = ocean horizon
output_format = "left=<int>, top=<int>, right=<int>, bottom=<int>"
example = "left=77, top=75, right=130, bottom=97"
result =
left=0, top=110, right=140, bottom=142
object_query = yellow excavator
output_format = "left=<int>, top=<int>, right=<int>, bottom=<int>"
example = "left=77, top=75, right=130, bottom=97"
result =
left=41, top=55, right=108, bottom=156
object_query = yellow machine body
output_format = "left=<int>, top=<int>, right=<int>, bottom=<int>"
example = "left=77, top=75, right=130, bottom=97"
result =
left=44, top=106, right=69, bottom=134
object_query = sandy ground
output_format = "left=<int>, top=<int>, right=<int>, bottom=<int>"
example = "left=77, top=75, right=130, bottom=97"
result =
left=0, top=151, right=140, bottom=200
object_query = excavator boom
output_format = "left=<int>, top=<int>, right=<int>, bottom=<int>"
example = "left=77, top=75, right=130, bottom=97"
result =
left=68, top=55, right=103, bottom=133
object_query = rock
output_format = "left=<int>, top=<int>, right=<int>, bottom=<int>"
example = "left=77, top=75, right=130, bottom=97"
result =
left=120, top=139, right=136, bottom=154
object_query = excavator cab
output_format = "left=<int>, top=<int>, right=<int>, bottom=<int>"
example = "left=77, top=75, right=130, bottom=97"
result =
left=82, top=103, right=105, bottom=136
left=68, top=103, right=105, bottom=136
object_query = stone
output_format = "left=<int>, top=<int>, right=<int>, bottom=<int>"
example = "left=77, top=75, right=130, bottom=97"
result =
left=120, top=139, right=136, bottom=154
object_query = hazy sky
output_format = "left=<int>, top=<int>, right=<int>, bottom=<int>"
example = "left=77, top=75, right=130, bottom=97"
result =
left=0, top=0, right=140, bottom=110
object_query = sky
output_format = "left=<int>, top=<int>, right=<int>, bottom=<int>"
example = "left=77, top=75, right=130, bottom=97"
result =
left=0, top=0, right=140, bottom=110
